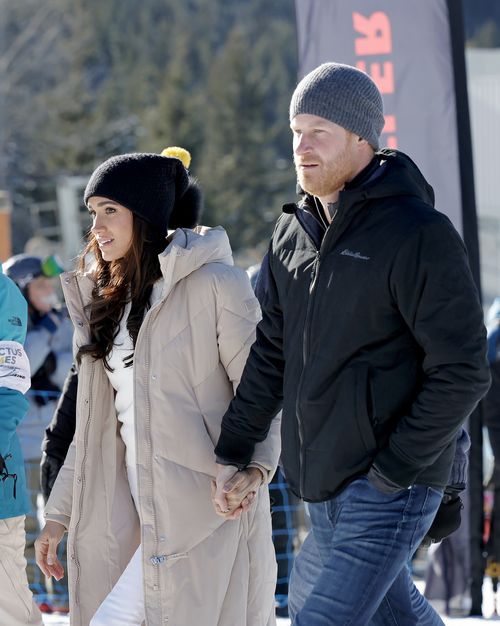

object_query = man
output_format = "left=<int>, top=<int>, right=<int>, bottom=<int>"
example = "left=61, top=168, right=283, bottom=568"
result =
left=213, top=63, right=490, bottom=624
left=0, top=262, right=43, bottom=626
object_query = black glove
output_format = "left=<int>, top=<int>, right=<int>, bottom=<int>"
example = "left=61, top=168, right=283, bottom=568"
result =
left=423, top=488, right=463, bottom=545
left=40, top=452, right=64, bottom=502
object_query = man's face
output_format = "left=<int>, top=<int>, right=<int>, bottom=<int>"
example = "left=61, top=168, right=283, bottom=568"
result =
left=291, top=114, right=359, bottom=204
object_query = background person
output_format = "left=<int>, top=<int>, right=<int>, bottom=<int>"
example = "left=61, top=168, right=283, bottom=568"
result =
left=0, top=262, right=43, bottom=626
left=4, top=252, right=73, bottom=612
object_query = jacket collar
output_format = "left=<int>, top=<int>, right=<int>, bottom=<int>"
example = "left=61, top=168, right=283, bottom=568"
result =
left=159, top=226, right=233, bottom=292
left=61, top=226, right=234, bottom=328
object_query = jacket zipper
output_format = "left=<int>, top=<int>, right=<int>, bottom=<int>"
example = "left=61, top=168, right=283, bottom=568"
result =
left=73, top=365, right=94, bottom=609
left=134, top=290, right=169, bottom=615
left=294, top=250, right=320, bottom=496
left=67, top=276, right=94, bottom=612
left=295, top=207, right=341, bottom=497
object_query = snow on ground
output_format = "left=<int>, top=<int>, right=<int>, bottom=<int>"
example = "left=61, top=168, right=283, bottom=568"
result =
left=40, top=615, right=500, bottom=625
left=41, top=579, right=500, bottom=625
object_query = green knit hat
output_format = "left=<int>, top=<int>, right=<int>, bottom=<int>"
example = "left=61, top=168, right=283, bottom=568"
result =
left=289, top=63, right=384, bottom=150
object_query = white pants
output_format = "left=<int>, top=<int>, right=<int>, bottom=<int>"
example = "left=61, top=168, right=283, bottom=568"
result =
left=90, top=545, right=145, bottom=626
left=0, top=515, right=43, bottom=626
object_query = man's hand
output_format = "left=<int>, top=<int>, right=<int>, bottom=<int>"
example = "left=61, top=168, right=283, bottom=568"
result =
left=423, top=490, right=463, bottom=545
left=40, top=453, right=63, bottom=502
left=35, top=520, right=66, bottom=581
left=212, top=464, right=263, bottom=520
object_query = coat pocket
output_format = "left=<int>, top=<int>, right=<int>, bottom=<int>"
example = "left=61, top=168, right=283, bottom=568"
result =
left=303, top=363, right=377, bottom=499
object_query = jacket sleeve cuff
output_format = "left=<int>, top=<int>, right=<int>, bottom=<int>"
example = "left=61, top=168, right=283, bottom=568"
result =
left=44, top=513, right=70, bottom=530
left=373, top=449, right=419, bottom=489
left=215, top=456, right=247, bottom=471
left=214, top=432, right=256, bottom=469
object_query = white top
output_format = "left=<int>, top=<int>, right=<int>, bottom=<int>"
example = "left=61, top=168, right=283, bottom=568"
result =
left=105, top=280, right=164, bottom=507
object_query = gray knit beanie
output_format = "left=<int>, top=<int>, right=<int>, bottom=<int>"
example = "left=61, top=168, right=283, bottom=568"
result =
left=289, top=63, right=384, bottom=150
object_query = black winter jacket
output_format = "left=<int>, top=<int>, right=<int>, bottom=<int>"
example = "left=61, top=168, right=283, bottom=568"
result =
left=215, top=150, right=490, bottom=502
left=42, top=364, right=77, bottom=462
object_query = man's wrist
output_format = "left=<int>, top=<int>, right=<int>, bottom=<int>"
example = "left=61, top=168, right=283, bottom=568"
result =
left=443, top=483, right=464, bottom=500
left=215, top=457, right=247, bottom=471
left=214, top=431, right=255, bottom=469
left=246, top=464, right=266, bottom=485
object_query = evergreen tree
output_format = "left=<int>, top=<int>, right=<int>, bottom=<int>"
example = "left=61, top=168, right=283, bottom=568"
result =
left=2, top=0, right=496, bottom=255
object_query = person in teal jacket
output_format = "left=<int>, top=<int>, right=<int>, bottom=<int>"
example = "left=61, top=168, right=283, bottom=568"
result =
left=0, top=262, right=42, bottom=626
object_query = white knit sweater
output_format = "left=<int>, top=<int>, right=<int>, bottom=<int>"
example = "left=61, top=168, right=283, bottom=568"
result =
left=105, top=281, right=164, bottom=507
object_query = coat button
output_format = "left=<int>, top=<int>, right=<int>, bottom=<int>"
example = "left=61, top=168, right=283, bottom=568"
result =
left=151, top=374, right=157, bottom=381
left=76, top=476, right=82, bottom=484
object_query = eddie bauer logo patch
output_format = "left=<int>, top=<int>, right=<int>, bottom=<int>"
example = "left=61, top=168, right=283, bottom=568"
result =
left=340, top=249, right=370, bottom=261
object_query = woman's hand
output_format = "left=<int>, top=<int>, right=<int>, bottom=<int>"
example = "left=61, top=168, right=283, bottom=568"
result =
left=212, top=464, right=264, bottom=520
left=35, top=520, right=66, bottom=580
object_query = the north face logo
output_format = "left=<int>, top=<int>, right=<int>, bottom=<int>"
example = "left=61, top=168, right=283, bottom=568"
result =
left=8, top=316, right=22, bottom=327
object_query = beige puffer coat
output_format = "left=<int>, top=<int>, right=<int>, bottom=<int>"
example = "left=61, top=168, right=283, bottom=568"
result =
left=45, top=227, right=280, bottom=626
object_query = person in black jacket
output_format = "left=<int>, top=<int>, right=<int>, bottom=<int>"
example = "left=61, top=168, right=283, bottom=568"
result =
left=213, top=62, right=490, bottom=625
left=40, top=364, right=77, bottom=502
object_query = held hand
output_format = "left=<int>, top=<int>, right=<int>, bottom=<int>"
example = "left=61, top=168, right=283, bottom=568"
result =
left=35, top=520, right=66, bottom=581
left=423, top=492, right=463, bottom=545
left=212, top=464, right=263, bottom=520
left=213, top=464, right=239, bottom=516
left=223, top=467, right=263, bottom=519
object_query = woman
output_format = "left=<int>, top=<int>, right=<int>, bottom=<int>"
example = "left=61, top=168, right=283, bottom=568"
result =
left=35, top=148, right=280, bottom=626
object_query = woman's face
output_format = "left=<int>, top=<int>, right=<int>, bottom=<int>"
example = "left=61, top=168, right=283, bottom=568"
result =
left=87, top=196, right=134, bottom=262
left=27, top=276, right=59, bottom=314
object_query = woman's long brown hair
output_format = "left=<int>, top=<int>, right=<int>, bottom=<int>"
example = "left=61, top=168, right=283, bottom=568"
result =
left=76, top=213, right=167, bottom=370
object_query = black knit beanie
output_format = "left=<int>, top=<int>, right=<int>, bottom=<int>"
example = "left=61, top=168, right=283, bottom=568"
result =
left=290, top=63, right=384, bottom=150
left=84, top=152, right=190, bottom=235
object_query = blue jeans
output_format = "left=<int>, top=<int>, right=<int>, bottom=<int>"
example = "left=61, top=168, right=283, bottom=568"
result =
left=289, top=476, right=444, bottom=625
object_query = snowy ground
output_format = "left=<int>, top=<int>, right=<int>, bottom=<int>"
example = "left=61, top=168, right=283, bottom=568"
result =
left=39, top=580, right=500, bottom=625
left=40, top=613, right=500, bottom=625
left=40, top=614, right=500, bottom=625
